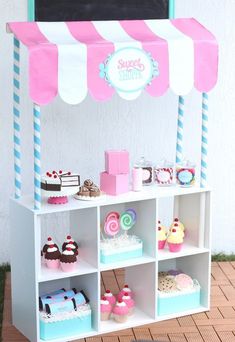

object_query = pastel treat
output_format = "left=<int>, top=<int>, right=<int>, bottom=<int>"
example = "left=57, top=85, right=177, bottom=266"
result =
left=42, top=237, right=59, bottom=255
left=77, top=186, right=90, bottom=197
left=170, top=218, right=185, bottom=234
left=113, top=300, right=129, bottom=323
left=103, top=289, right=116, bottom=306
left=117, top=285, right=133, bottom=301
left=175, top=273, right=194, bottom=290
left=45, top=244, right=61, bottom=269
left=100, top=296, right=112, bottom=321
left=121, top=292, right=135, bottom=315
left=41, top=170, right=80, bottom=192
left=60, top=247, right=77, bottom=272
left=158, top=275, right=178, bottom=292
left=158, top=222, right=167, bottom=250
left=167, top=228, right=184, bottom=252
left=62, top=235, right=79, bottom=252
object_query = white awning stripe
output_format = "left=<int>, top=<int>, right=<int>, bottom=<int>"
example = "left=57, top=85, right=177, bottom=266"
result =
left=38, top=22, right=87, bottom=104
left=93, top=21, right=142, bottom=100
left=145, top=20, right=194, bottom=95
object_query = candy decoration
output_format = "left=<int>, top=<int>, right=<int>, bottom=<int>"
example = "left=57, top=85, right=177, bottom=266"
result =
left=126, top=209, right=137, bottom=224
left=34, top=103, right=41, bottom=210
left=13, top=37, right=21, bottom=199
left=120, top=212, right=134, bottom=231
left=105, top=212, right=120, bottom=222
left=104, top=217, right=120, bottom=237
left=200, top=92, right=209, bottom=188
left=176, top=96, right=184, bottom=164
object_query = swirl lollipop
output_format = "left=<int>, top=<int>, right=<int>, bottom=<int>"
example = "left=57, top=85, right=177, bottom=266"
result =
left=104, top=213, right=120, bottom=237
left=126, top=209, right=137, bottom=224
left=106, top=212, right=120, bottom=222
left=120, top=212, right=134, bottom=231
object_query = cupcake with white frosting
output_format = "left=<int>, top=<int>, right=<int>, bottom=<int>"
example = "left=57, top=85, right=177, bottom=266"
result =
left=100, top=296, right=112, bottom=321
left=45, top=244, right=61, bottom=269
left=60, top=247, right=77, bottom=272
left=113, top=300, right=129, bottom=323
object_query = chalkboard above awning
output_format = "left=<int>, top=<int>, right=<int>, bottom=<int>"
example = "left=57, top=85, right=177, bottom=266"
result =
left=7, top=18, right=218, bottom=105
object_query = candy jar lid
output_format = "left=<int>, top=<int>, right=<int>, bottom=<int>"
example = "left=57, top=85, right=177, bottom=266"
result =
left=135, top=156, right=152, bottom=167
left=177, top=159, right=196, bottom=168
left=157, top=159, right=174, bottom=168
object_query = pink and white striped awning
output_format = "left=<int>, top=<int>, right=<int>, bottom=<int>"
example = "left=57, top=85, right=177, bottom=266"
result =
left=8, top=18, right=218, bottom=105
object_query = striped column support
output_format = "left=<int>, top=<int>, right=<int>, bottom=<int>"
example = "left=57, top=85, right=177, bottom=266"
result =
left=13, top=37, right=21, bottom=199
left=200, top=92, right=209, bottom=187
left=176, top=96, right=185, bottom=164
left=33, top=104, right=41, bottom=210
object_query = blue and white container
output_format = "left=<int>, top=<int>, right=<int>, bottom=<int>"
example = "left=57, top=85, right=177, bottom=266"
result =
left=157, top=280, right=201, bottom=316
left=40, top=304, right=92, bottom=340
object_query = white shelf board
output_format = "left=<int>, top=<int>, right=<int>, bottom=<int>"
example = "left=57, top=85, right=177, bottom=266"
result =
left=157, top=245, right=210, bottom=261
left=38, top=257, right=97, bottom=282
left=100, top=307, right=154, bottom=334
left=39, top=329, right=98, bottom=342
left=99, top=254, right=156, bottom=271
left=12, top=185, right=211, bottom=215
left=157, top=306, right=209, bottom=321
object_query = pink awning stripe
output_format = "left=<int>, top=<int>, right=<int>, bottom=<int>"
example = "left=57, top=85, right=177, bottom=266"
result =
left=171, top=18, right=218, bottom=92
left=67, top=21, right=115, bottom=101
left=120, top=20, right=169, bottom=97
left=9, top=22, right=58, bottom=105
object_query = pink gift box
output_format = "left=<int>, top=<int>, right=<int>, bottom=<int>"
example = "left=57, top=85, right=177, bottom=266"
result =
left=100, top=172, right=129, bottom=196
left=105, top=150, right=129, bottom=175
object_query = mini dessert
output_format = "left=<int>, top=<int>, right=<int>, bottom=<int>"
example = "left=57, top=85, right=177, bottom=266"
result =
left=62, top=235, right=79, bottom=252
left=75, top=180, right=102, bottom=199
left=60, top=247, right=77, bottom=272
left=158, top=275, right=178, bottom=292
left=84, top=179, right=94, bottom=189
left=103, top=289, right=116, bottom=306
left=167, top=228, right=184, bottom=252
left=121, top=292, right=135, bottom=315
left=158, top=221, right=167, bottom=249
left=113, top=300, right=129, bottom=323
left=175, top=273, right=194, bottom=290
left=45, top=244, right=61, bottom=269
left=170, top=218, right=185, bottom=236
left=43, top=237, right=59, bottom=256
left=90, top=186, right=101, bottom=197
left=77, top=186, right=90, bottom=197
left=117, top=285, right=133, bottom=301
left=100, top=296, right=112, bottom=321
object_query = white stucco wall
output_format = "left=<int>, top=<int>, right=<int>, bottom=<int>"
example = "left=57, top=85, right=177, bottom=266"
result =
left=0, top=0, right=234, bottom=263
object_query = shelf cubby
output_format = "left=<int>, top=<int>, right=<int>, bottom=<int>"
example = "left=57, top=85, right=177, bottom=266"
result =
left=157, top=252, right=210, bottom=319
left=157, top=191, right=211, bottom=260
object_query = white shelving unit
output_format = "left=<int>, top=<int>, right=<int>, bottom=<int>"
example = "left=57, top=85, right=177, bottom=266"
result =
left=10, top=186, right=211, bottom=342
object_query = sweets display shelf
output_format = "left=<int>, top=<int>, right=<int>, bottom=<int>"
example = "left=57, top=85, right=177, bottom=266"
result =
left=7, top=13, right=217, bottom=342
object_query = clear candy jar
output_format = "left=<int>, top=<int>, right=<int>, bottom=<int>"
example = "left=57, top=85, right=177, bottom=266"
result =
left=176, top=161, right=196, bottom=187
left=154, top=160, right=174, bottom=186
left=135, top=157, right=153, bottom=186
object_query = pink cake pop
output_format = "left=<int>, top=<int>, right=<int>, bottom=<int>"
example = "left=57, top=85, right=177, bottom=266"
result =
left=121, top=292, right=135, bottom=315
left=113, top=300, right=129, bottom=323
left=103, top=289, right=116, bottom=306
left=117, top=284, right=133, bottom=301
left=100, top=296, right=112, bottom=321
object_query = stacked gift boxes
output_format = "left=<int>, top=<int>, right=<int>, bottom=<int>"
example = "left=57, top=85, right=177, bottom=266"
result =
left=100, top=150, right=129, bottom=195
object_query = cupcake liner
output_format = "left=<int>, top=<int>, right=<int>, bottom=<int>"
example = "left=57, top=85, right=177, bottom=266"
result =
left=158, top=240, right=166, bottom=250
left=45, top=259, right=60, bottom=269
left=101, top=312, right=111, bottom=321
left=60, top=262, right=76, bottom=272
left=113, top=314, right=128, bottom=323
left=168, top=242, right=183, bottom=252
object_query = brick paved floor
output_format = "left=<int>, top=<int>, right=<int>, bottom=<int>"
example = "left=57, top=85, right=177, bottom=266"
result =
left=2, top=262, right=235, bottom=342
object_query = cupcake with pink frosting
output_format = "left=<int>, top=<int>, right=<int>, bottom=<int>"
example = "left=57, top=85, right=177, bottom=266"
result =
left=117, top=285, right=133, bottom=301
left=103, top=289, right=116, bottom=306
left=100, top=296, right=112, bottom=321
left=45, top=244, right=61, bottom=269
left=121, top=292, right=135, bottom=315
left=60, top=247, right=77, bottom=272
left=113, top=300, right=129, bottom=323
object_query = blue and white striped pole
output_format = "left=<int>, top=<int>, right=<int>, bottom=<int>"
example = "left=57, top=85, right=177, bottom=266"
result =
left=200, top=93, right=209, bottom=187
left=13, top=37, right=21, bottom=199
left=34, top=104, right=41, bottom=210
left=176, top=96, right=184, bottom=164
